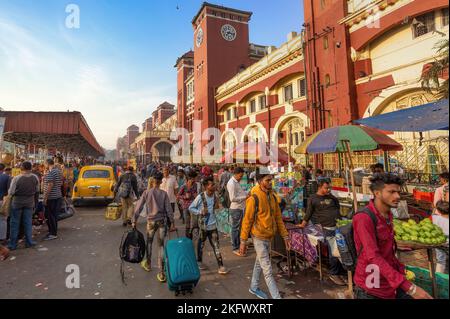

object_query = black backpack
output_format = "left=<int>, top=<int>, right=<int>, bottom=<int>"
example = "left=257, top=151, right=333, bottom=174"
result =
left=220, top=186, right=231, bottom=209
left=338, top=207, right=378, bottom=272
left=118, top=173, right=133, bottom=198
left=119, top=228, right=146, bottom=283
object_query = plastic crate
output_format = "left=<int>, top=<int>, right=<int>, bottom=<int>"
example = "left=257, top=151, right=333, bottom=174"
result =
left=406, top=265, right=449, bottom=299
left=413, top=189, right=434, bottom=203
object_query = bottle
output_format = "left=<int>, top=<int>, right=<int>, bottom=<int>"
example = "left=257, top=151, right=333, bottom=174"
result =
left=335, top=228, right=354, bottom=268
left=335, top=229, right=348, bottom=253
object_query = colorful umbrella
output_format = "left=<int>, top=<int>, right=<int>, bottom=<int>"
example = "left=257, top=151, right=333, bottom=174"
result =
left=220, top=142, right=290, bottom=165
left=294, top=125, right=403, bottom=154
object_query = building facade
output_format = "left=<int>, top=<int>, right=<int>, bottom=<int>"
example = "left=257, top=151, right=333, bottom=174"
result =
left=128, top=102, right=177, bottom=164
left=175, top=1, right=448, bottom=172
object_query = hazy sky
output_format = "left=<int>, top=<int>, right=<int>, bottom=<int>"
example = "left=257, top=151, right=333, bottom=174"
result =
left=0, top=0, right=304, bottom=149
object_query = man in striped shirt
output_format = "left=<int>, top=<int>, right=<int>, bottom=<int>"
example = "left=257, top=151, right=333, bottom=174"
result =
left=43, top=159, right=63, bottom=241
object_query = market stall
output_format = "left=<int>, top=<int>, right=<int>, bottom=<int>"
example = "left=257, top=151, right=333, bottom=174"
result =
left=292, top=125, right=403, bottom=294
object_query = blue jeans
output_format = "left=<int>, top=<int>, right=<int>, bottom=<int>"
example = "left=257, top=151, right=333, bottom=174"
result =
left=436, top=248, right=449, bottom=274
left=230, top=209, right=244, bottom=251
left=8, top=206, right=35, bottom=249
left=250, top=237, right=281, bottom=299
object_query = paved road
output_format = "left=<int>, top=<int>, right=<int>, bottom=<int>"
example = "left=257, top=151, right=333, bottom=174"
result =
left=0, top=205, right=343, bottom=299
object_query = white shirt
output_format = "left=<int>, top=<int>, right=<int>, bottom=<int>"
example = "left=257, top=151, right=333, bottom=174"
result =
left=227, top=176, right=248, bottom=210
left=433, top=214, right=449, bottom=239
left=161, top=175, right=178, bottom=203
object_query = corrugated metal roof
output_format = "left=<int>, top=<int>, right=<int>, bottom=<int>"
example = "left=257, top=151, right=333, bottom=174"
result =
left=0, top=111, right=104, bottom=157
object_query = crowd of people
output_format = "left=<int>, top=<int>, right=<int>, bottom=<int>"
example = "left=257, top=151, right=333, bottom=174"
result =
left=0, top=156, right=83, bottom=252
left=1, top=157, right=448, bottom=299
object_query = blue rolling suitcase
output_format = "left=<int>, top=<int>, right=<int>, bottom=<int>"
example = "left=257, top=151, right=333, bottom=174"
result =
left=165, top=235, right=200, bottom=296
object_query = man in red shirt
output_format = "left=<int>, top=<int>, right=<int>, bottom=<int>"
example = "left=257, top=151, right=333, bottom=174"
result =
left=353, top=173, right=432, bottom=299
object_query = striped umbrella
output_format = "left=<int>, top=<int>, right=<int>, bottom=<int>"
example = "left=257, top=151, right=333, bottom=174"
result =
left=294, top=125, right=403, bottom=154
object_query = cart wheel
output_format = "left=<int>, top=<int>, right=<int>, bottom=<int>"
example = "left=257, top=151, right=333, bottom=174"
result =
left=175, top=291, right=179, bottom=297
left=182, top=291, right=186, bottom=296
left=189, top=290, right=193, bottom=295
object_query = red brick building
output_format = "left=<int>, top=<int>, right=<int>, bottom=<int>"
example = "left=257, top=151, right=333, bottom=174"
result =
left=176, top=1, right=448, bottom=169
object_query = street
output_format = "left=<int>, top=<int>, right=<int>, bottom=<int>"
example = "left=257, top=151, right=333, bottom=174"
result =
left=0, top=205, right=343, bottom=299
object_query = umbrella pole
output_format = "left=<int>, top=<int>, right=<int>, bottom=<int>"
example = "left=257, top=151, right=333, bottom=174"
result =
left=343, top=141, right=358, bottom=213
left=383, top=151, right=390, bottom=173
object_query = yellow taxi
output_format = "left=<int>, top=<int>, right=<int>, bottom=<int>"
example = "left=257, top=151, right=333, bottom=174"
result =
left=72, top=165, right=116, bottom=206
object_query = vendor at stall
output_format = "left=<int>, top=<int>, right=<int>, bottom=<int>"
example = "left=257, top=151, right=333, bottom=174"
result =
left=434, top=172, right=449, bottom=207
left=433, top=200, right=449, bottom=274
left=298, top=179, right=346, bottom=286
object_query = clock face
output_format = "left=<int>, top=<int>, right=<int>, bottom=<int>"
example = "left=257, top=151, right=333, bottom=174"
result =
left=221, top=24, right=237, bottom=41
left=196, top=28, right=204, bottom=47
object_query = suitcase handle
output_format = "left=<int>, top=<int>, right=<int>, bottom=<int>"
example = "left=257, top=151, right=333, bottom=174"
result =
left=167, top=227, right=179, bottom=240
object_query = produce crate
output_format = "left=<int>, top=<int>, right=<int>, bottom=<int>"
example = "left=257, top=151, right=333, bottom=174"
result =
left=406, top=265, right=449, bottom=299
left=413, top=189, right=434, bottom=203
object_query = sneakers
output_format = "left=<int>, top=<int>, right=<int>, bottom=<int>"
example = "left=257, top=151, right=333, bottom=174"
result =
left=43, top=235, right=58, bottom=241
left=157, top=272, right=166, bottom=283
left=249, top=288, right=268, bottom=299
left=329, top=274, right=346, bottom=286
left=26, top=241, right=37, bottom=248
left=218, top=266, right=230, bottom=275
left=140, top=260, right=151, bottom=272
left=198, top=262, right=207, bottom=270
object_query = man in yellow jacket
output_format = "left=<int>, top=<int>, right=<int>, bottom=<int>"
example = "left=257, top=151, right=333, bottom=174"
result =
left=240, top=167, right=291, bottom=299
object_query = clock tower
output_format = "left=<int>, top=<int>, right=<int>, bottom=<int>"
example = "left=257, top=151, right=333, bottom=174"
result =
left=192, top=2, right=252, bottom=149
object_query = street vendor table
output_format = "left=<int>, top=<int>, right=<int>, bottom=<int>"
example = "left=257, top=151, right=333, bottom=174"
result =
left=283, top=223, right=326, bottom=281
left=396, top=241, right=447, bottom=298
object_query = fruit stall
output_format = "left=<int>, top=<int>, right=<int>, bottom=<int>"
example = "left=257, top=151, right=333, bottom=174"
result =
left=394, top=218, right=448, bottom=298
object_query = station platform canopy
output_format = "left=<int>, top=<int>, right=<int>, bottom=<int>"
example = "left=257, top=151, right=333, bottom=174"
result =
left=0, top=111, right=104, bottom=157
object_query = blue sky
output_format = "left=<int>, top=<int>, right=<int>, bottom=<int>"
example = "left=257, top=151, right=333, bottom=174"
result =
left=0, top=0, right=304, bottom=149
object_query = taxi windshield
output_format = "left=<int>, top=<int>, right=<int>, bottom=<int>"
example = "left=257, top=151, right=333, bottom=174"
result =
left=82, top=170, right=110, bottom=179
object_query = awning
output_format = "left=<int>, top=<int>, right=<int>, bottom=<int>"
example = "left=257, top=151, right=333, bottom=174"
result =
left=0, top=111, right=104, bottom=157
left=354, top=99, right=449, bottom=132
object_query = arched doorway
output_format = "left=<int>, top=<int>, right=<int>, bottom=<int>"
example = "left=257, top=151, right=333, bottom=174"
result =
left=152, top=140, right=173, bottom=163
left=242, top=124, right=268, bottom=143
left=222, top=131, right=237, bottom=153
left=273, top=114, right=308, bottom=164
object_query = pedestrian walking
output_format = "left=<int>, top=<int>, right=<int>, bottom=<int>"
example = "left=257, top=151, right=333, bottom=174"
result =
left=353, top=173, right=432, bottom=299
left=132, top=172, right=176, bottom=282
left=114, top=166, right=139, bottom=227
left=189, top=176, right=229, bottom=275
left=227, top=167, right=249, bottom=256
left=161, top=167, right=179, bottom=220
left=177, top=171, right=199, bottom=238
left=240, top=167, right=290, bottom=299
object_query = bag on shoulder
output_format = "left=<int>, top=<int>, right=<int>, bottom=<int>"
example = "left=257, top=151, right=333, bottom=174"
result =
left=118, top=174, right=133, bottom=198
left=337, top=207, right=378, bottom=272
left=220, top=186, right=231, bottom=209
left=0, top=195, right=12, bottom=217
